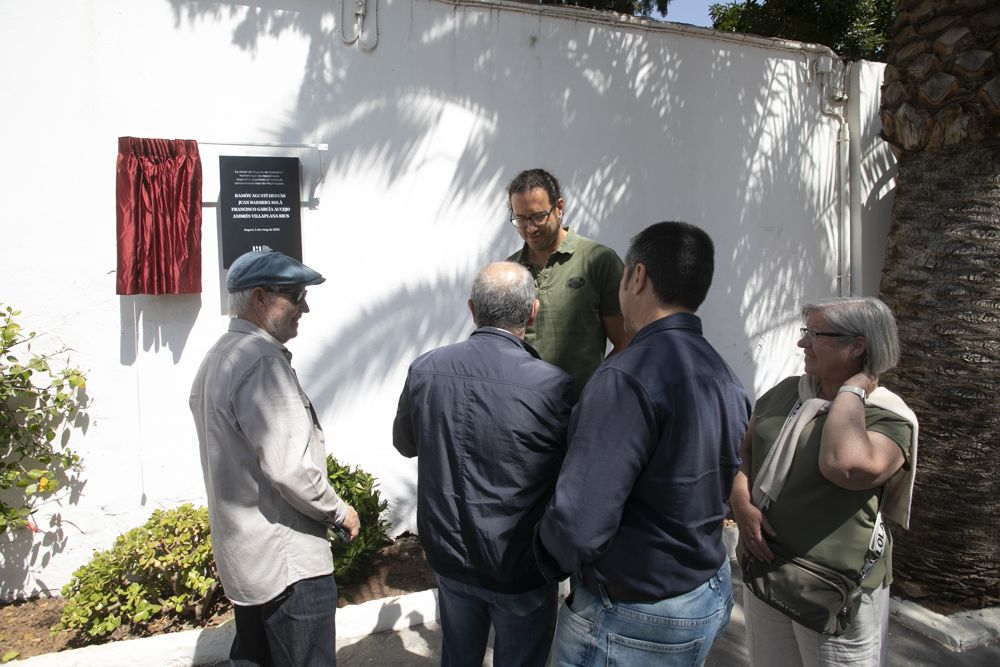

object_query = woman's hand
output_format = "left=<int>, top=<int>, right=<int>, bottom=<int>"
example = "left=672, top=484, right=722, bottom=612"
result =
left=732, top=483, right=776, bottom=562
left=729, top=422, right=777, bottom=562
left=842, top=369, right=878, bottom=395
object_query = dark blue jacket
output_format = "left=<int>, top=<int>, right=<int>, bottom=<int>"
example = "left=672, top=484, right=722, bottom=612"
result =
left=538, top=312, right=750, bottom=599
left=393, top=327, right=574, bottom=592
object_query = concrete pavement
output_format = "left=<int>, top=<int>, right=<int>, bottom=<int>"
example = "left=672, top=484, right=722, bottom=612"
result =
left=335, top=573, right=1000, bottom=666
left=17, top=561, right=1000, bottom=665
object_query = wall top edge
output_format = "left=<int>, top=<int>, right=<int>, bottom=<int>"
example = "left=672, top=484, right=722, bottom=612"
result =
left=436, top=0, right=841, bottom=60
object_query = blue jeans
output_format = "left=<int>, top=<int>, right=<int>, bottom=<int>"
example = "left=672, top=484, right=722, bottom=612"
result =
left=436, top=574, right=558, bottom=667
left=550, top=562, right=733, bottom=667
left=230, top=574, right=338, bottom=667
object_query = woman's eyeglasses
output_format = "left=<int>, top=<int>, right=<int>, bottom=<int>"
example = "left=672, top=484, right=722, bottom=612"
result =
left=799, top=328, right=854, bottom=341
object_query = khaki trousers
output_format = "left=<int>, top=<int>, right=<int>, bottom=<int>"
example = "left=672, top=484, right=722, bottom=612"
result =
left=744, top=583, right=891, bottom=667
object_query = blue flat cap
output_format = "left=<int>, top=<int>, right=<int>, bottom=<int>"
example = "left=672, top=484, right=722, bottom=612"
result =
left=226, top=250, right=326, bottom=292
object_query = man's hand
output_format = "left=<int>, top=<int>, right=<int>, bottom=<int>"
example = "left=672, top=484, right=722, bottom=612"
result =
left=341, top=504, right=361, bottom=540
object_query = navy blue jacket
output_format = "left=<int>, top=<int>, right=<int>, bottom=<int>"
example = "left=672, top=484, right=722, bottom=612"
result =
left=538, top=312, right=750, bottom=598
left=393, top=327, right=574, bottom=592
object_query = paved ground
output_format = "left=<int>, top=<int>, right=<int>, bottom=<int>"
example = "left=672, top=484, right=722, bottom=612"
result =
left=334, top=570, right=1000, bottom=666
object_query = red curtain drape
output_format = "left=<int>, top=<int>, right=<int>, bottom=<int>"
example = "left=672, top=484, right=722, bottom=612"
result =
left=116, top=137, right=202, bottom=295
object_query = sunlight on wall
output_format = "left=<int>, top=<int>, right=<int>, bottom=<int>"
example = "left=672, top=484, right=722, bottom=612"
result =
left=0, top=0, right=892, bottom=594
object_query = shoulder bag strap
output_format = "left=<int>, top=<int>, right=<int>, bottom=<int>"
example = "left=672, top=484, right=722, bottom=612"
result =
left=856, top=487, right=887, bottom=584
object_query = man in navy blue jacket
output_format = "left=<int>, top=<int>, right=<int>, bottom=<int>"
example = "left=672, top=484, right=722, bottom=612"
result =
left=393, top=261, right=574, bottom=667
left=537, top=222, right=751, bottom=667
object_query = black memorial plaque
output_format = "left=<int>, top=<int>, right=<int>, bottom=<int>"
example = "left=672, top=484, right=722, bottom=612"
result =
left=219, top=156, right=302, bottom=268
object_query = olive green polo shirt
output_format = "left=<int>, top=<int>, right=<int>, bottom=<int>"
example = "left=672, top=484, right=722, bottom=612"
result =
left=749, top=376, right=914, bottom=589
left=508, top=229, right=623, bottom=397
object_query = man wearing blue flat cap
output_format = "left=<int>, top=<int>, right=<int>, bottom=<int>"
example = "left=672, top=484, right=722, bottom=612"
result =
left=190, top=249, right=359, bottom=666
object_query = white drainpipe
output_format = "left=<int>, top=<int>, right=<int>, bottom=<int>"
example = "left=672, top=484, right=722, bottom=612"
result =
left=846, top=63, right=866, bottom=296
left=812, top=55, right=852, bottom=296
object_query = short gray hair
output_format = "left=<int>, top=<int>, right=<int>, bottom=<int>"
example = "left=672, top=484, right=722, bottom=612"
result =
left=802, top=297, right=900, bottom=375
left=228, top=288, right=255, bottom=318
left=470, top=262, right=535, bottom=333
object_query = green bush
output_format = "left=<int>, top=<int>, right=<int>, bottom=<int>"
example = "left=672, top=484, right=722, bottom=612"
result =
left=59, top=461, right=390, bottom=639
left=1, top=304, right=88, bottom=533
left=326, top=455, right=391, bottom=586
left=59, top=504, right=219, bottom=638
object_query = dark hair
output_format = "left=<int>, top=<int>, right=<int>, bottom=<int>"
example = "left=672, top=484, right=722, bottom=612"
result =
left=506, top=169, right=562, bottom=211
left=470, top=262, right=536, bottom=332
left=625, top=221, right=714, bottom=311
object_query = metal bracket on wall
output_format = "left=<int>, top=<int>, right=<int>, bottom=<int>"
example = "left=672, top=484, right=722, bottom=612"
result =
left=342, top=0, right=379, bottom=51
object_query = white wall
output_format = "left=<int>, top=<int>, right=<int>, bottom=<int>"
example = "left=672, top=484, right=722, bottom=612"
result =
left=850, top=61, right=898, bottom=297
left=0, top=0, right=893, bottom=598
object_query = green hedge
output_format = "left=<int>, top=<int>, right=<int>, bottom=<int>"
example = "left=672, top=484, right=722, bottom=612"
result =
left=326, top=456, right=391, bottom=586
left=59, top=504, right=217, bottom=638
left=59, top=457, right=390, bottom=639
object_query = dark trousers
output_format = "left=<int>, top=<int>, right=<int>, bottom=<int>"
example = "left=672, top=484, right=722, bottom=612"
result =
left=230, top=574, right=338, bottom=667
left=436, top=573, right=558, bottom=667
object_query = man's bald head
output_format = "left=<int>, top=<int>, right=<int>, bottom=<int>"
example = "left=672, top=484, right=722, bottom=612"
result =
left=469, top=262, right=537, bottom=335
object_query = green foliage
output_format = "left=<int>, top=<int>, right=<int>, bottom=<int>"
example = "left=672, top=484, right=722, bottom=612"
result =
left=0, top=304, right=88, bottom=534
left=59, top=504, right=220, bottom=639
left=529, top=1, right=671, bottom=19
left=326, top=456, right=391, bottom=587
left=710, top=0, right=893, bottom=61
left=57, top=460, right=390, bottom=640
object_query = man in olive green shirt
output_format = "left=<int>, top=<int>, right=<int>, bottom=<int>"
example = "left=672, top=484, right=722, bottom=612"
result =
left=506, top=169, right=629, bottom=397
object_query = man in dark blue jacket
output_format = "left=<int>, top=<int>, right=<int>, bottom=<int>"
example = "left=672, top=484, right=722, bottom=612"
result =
left=537, top=222, right=751, bottom=667
left=393, top=261, right=574, bottom=667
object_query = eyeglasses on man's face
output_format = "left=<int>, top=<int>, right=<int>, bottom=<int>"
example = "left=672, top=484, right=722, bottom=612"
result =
left=263, top=286, right=308, bottom=305
left=510, top=203, right=557, bottom=228
left=799, top=327, right=854, bottom=341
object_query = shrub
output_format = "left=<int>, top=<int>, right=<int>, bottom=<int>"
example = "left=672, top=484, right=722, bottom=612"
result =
left=326, top=456, right=390, bottom=586
left=59, top=504, right=219, bottom=638
left=59, top=461, right=390, bottom=639
left=0, top=304, right=88, bottom=533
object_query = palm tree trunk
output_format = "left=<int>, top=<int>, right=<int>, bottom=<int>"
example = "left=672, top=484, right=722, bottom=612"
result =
left=879, top=0, right=1000, bottom=611
left=879, top=141, right=1000, bottom=610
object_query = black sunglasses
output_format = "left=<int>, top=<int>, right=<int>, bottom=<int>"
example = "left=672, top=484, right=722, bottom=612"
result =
left=262, top=286, right=307, bottom=305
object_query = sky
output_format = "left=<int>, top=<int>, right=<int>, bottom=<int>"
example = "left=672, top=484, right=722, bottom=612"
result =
left=658, top=0, right=714, bottom=27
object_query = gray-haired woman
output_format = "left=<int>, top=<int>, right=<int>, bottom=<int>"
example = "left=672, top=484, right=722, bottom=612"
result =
left=731, top=297, right=919, bottom=666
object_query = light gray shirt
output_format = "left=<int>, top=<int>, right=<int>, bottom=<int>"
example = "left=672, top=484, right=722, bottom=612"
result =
left=190, top=318, right=347, bottom=605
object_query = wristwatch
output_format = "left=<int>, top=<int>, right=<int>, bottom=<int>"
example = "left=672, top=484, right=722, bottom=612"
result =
left=837, top=385, right=867, bottom=402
